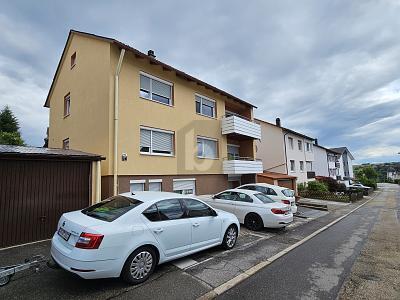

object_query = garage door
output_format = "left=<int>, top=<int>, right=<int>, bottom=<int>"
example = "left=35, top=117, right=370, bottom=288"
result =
left=0, top=159, right=91, bottom=248
left=173, top=179, right=196, bottom=195
left=277, top=179, right=294, bottom=190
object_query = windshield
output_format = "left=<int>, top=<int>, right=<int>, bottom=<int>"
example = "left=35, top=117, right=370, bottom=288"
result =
left=82, top=195, right=142, bottom=222
left=254, top=193, right=275, bottom=203
left=282, top=189, right=294, bottom=197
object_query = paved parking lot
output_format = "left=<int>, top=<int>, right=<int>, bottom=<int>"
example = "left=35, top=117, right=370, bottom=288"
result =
left=0, top=203, right=366, bottom=300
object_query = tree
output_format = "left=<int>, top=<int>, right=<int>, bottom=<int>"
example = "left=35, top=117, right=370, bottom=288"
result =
left=0, top=106, right=25, bottom=146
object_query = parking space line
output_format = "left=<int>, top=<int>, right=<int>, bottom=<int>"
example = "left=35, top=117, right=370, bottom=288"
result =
left=197, top=195, right=377, bottom=300
left=173, top=258, right=199, bottom=269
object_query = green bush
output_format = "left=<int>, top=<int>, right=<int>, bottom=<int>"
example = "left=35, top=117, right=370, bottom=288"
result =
left=297, top=182, right=306, bottom=192
left=316, top=176, right=344, bottom=192
left=359, top=178, right=377, bottom=189
left=307, top=181, right=329, bottom=192
left=393, top=179, right=400, bottom=185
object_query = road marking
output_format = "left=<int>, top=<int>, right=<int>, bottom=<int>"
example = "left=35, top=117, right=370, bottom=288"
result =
left=197, top=194, right=378, bottom=300
left=174, top=258, right=199, bottom=269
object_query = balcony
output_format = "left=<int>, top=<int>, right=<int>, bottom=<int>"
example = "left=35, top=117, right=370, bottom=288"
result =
left=221, top=115, right=261, bottom=140
left=223, top=157, right=263, bottom=175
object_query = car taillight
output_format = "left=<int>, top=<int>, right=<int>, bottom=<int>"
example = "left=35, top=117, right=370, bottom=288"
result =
left=281, top=200, right=290, bottom=205
left=271, top=208, right=286, bottom=214
left=75, top=232, right=104, bottom=249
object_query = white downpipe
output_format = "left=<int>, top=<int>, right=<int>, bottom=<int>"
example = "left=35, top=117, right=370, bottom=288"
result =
left=96, top=160, right=101, bottom=203
left=113, top=49, right=125, bottom=196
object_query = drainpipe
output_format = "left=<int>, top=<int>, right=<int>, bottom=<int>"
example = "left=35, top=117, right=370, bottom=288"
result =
left=283, top=132, right=289, bottom=174
left=113, top=49, right=125, bottom=196
left=96, top=160, right=101, bottom=203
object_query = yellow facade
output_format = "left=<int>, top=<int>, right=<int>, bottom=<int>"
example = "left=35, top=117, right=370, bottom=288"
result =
left=48, top=32, right=256, bottom=180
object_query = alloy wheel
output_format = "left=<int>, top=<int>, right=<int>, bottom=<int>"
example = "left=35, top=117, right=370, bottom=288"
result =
left=226, top=227, right=237, bottom=248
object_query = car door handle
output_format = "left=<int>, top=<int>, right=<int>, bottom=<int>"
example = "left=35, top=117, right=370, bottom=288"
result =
left=192, top=223, right=200, bottom=227
left=153, top=228, right=164, bottom=233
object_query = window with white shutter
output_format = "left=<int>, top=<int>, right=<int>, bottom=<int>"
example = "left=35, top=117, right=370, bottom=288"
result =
left=130, top=180, right=145, bottom=192
left=149, top=180, right=162, bottom=191
left=140, top=72, right=172, bottom=105
left=197, top=137, right=218, bottom=159
left=140, top=127, right=174, bottom=156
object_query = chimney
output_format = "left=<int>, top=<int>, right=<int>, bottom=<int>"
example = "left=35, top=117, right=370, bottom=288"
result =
left=315, top=138, right=318, bottom=145
left=147, top=50, right=156, bottom=58
left=276, top=117, right=281, bottom=127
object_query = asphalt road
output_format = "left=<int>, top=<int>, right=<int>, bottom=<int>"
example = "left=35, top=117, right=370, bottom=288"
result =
left=218, top=184, right=397, bottom=300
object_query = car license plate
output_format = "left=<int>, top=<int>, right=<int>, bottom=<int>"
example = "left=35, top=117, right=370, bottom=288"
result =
left=58, top=227, right=71, bottom=241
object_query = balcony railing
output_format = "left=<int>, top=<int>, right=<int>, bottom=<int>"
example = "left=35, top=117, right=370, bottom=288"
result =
left=221, top=115, right=261, bottom=139
left=222, top=157, right=263, bottom=175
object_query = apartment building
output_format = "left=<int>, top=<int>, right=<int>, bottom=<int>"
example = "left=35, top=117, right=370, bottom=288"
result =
left=331, top=147, right=355, bottom=185
left=256, top=118, right=315, bottom=184
left=313, top=143, right=342, bottom=179
left=45, top=30, right=262, bottom=198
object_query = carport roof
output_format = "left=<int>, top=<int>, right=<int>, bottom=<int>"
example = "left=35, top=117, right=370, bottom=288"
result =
left=0, top=145, right=105, bottom=161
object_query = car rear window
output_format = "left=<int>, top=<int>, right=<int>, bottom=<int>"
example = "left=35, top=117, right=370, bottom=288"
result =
left=282, top=189, right=294, bottom=197
left=82, top=195, right=142, bottom=222
left=254, top=193, right=275, bottom=203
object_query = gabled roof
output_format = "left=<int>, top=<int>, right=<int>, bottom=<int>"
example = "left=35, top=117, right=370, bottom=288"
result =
left=255, top=118, right=315, bottom=141
left=44, top=30, right=257, bottom=109
left=314, top=144, right=340, bottom=154
left=0, top=145, right=104, bottom=161
left=330, top=147, right=355, bottom=160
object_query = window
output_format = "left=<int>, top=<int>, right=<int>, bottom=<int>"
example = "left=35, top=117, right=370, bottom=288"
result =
left=290, top=160, right=295, bottom=172
left=140, top=73, right=172, bottom=105
left=140, top=127, right=174, bottom=156
left=183, top=199, right=213, bottom=217
left=306, top=161, right=313, bottom=171
left=288, top=137, right=294, bottom=149
left=282, top=189, right=294, bottom=197
left=143, top=204, right=160, bottom=222
left=239, top=185, right=256, bottom=191
left=267, top=188, right=278, bottom=196
left=227, top=144, right=240, bottom=160
left=62, top=138, right=69, bottom=150
left=195, top=94, right=216, bottom=118
left=156, top=199, right=185, bottom=220
left=149, top=179, right=162, bottom=191
left=173, top=179, right=196, bottom=195
left=254, top=193, right=274, bottom=203
left=71, top=52, right=76, bottom=68
left=82, top=195, right=142, bottom=222
left=300, top=161, right=304, bottom=172
left=236, top=192, right=253, bottom=203
left=306, top=142, right=312, bottom=152
left=130, top=180, right=145, bottom=192
left=197, top=137, right=218, bottom=159
left=64, top=93, right=71, bottom=117
left=298, top=140, right=302, bottom=151
left=215, top=191, right=236, bottom=201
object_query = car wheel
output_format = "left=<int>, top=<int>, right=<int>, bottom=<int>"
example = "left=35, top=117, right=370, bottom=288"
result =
left=222, top=225, right=238, bottom=250
left=244, top=213, right=263, bottom=231
left=121, top=246, right=157, bottom=285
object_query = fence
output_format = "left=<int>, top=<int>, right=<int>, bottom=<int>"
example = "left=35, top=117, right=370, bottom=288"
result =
left=298, top=190, right=364, bottom=202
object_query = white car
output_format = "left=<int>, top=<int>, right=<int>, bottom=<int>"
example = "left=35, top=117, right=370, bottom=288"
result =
left=348, top=183, right=370, bottom=190
left=237, top=183, right=297, bottom=214
left=204, top=189, right=293, bottom=231
left=51, top=192, right=239, bottom=284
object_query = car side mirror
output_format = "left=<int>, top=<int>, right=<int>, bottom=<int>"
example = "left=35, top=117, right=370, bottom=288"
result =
left=211, top=209, right=218, bottom=217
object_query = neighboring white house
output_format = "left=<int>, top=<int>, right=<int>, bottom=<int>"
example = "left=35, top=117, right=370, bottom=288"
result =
left=387, top=171, right=400, bottom=180
left=282, top=128, right=315, bottom=184
left=331, top=147, right=355, bottom=186
left=314, top=143, right=341, bottom=179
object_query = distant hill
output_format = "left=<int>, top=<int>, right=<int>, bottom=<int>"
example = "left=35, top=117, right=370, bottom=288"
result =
left=354, top=162, right=400, bottom=182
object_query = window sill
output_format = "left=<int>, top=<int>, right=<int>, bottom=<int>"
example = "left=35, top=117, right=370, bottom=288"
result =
left=140, top=152, right=175, bottom=157
left=196, top=112, right=217, bottom=120
left=197, top=156, right=219, bottom=160
left=140, top=96, right=173, bottom=107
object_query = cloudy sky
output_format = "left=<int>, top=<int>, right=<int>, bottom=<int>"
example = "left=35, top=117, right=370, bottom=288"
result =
left=0, top=0, right=399, bottom=163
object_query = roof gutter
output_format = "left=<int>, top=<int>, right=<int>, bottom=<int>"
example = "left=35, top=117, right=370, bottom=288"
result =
left=113, top=48, right=125, bottom=196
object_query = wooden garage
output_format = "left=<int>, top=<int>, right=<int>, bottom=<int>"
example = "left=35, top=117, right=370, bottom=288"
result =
left=0, top=145, right=104, bottom=248
left=257, top=171, right=297, bottom=191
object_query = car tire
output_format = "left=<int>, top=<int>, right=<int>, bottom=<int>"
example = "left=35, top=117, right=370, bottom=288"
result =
left=221, top=225, right=238, bottom=250
left=244, top=213, right=263, bottom=231
left=121, top=246, right=157, bottom=285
